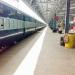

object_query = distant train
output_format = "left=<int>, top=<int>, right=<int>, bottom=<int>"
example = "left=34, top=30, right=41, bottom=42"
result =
left=0, top=2, right=45, bottom=50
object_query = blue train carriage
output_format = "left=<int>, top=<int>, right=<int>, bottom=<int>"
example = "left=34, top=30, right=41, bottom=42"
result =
left=0, top=2, right=45, bottom=50
left=0, top=2, right=24, bottom=48
left=35, top=20, right=45, bottom=30
left=25, top=15, right=36, bottom=35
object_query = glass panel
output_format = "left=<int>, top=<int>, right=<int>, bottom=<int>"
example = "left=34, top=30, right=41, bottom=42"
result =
left=0, top=17, right=4, bottom=30
left=10, top=19, right=14, bottom=29
left=13, top=19, right=18, bottom=29
left=4, top=18, right=10, bottom=30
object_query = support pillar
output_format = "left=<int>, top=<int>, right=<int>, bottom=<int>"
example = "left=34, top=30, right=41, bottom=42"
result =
left=65, top=0, right=71, bottom=33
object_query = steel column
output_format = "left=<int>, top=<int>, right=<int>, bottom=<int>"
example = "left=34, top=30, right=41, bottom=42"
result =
left=65, top=0, right=71, bottom=33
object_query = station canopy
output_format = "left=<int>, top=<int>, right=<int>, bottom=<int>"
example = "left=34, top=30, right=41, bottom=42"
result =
left=23, top=0, right=75, bottom=23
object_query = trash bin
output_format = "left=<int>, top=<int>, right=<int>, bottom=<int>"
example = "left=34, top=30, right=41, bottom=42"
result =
left=65, top=33, right=75, bottom=48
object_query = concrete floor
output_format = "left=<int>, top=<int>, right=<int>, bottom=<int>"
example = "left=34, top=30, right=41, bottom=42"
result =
left=34, top=27, right=75, bottom=75
left=0, top=27, right=75, bottom=75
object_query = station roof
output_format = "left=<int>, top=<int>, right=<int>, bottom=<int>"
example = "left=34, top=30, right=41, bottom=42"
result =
left=57, top=0, right=75, bottom=17
left=23, top=0, right=75, bottom=23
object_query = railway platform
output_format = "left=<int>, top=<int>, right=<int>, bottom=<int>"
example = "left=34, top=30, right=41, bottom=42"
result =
left=0, top=27, right=75, bottom=75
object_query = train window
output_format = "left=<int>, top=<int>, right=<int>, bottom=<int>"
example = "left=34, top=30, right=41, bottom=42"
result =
left=25, top=16, right=30, bottom=21
left=0, top=3, right=4, bottom=16
left=30, top=22, right=33, bottom=27
left=10, top=19, right=14, bottom=29
left=4, top=18, right=10, bottom=30
left=29, top=17, right=32, bottom=22
left=18, top=20, right=21, bottom=29
left=8, top=7, right=17, bottom=19
left=25, top=21, right=29, bottom=28
left=13, top=19, right=18, bottom=29
left=20, top=20, right=23, bottom=28
left=17, top=11, right=23, bottom=21
left=29, top=17, right=35, bottom=22
left=1, top=24, right=3, bottom=26
left=0, top=17, right=4, bottom=30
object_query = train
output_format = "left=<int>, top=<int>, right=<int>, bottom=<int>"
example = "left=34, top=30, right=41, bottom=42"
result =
left=0, top=2, right=45, bottom=51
